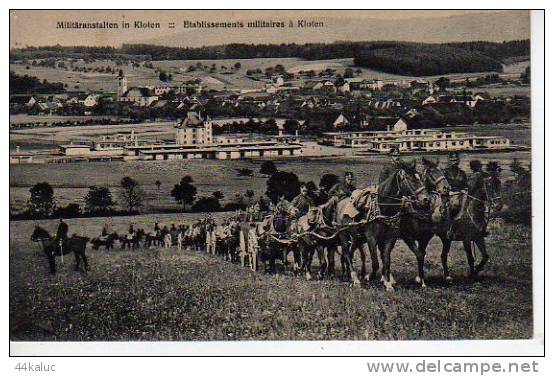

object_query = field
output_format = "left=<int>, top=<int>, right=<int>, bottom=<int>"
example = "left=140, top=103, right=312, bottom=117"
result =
left=10, top=57, right=529, bottom=93
left=9, top=213, right=532, bottom=341
left=9, top=141, right=531, bottom=213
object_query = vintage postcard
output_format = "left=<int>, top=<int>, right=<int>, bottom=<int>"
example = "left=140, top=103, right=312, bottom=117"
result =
left=8, top=9, right=542, bottom=357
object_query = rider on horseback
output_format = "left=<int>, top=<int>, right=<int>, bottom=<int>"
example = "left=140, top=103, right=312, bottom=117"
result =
left=443, top=152, right=468, bottom=192
left=55, top=218, right=69, bottom=253
left=329, top=171, right=356, bottom=200
left=291, top=184, right=315, bottom=217
left=379, top=146, right=414, bottom=184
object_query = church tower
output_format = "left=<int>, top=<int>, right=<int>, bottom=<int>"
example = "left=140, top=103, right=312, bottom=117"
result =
left=117, top=70, right=128, bottom=98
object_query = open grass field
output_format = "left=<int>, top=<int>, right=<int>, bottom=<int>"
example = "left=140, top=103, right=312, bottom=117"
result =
left=9, top=146, right=531, bottom=213
left=9, top=214, right=532, bottom=341
left=10, top=58, right=529, bottom=93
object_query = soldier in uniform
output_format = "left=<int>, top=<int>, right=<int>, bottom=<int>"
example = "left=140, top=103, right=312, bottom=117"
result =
left=291, top=184, right=315, bottom=217
left=443, top=152, right=467, bottom=192
left=55, top=218, right=69, bottom=253
left=247, top=222, right=259, bottom=271
left=329, top=171, right=356, bottom=200
left=379, top=146, right=409, bottom=184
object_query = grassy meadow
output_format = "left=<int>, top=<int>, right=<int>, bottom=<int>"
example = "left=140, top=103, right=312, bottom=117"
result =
left=9, top=213, right=532, bottom=341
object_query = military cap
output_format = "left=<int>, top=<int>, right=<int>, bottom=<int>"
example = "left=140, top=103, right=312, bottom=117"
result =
left=449, top=152, right=460, bottom=162
left=389, top=146, right=400, bottom=156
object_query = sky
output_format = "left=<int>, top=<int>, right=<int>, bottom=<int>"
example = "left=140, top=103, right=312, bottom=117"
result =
left=9, top=10, right=530, bottom=48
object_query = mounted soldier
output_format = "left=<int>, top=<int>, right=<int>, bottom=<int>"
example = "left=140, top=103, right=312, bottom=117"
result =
left=329, top=171, right=356, bottom=200
left=443, top=152, right=467, bottom=192
left=379, top=146, right=415, bottom=184
left=55, top=218, right=69, bottom=253
left=291, top=184, right=315, bottom=217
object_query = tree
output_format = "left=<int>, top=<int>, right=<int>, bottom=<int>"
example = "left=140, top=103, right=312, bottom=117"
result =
left=212, top=190, right=224, bottom=200
left=266, top=171, right=301, bottom=203
left=159, top=71, right=168, bottom=82
left=319, top=173, right=340, bottom=191
left=192, top=196, right=221, bottom=212
left=344, top=67, right=354, bottom=78
left=436, top=77, right=451, bottom=91
left=84, top=186, right=115, bottom=214
left=171, top=176, right=197, bottom=211
left=155, top=180, right=161, bottom=190
left=236, top=168, right=254, bottom=177
left=260, top=161, right=278, bottom=175
left=53, top=203, right=81, bottom=218
left=234, top=62, right=242, bottom=70
left=28, top=182, right=55, bottom=217
left=119, top=176, right=144, bottom=213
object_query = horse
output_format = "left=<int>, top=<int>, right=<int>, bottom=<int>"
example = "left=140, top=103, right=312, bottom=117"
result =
left=31, top=225, right=90, bottom=274
left=396, top=157, right=452, bottom=287
left=90, top=232, right=119, bottom=251
left=288, top=198, right=345, bottom=281
left=119, top=229, right=144, bottom=250
left=144, top=230, right=162, bottom=248
left=418, top=158, right=502, bottom=281
left=220, top=221, right=242, bottom=262
left=254, top=215, right=301, bottom=274
left=346, top=164, right=430, bottom=290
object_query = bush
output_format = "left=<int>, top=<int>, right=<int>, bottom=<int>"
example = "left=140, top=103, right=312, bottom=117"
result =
left=260, top=161, right=278, bottom=175
left=191, top=197, right=222, bottom=213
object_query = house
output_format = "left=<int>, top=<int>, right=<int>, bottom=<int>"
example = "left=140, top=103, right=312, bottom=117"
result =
left=10, top=95, right=36, bottom=107
left=83, top=94, right=100, bottom=108
left=338, top=82, right=350, bottom=93
left=333, top=113, right=350, bottom=128
left=272, top=76, right=285, bottom=87
left=119, top=87, right=159, bottom=107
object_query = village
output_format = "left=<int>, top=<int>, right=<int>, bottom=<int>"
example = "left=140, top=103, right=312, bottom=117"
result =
left=9, top=61, right=529, bottom=164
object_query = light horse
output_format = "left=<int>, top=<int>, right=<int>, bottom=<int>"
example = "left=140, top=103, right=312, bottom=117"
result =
left=31, top=225, right=90, bottom=274
left=398, top=157, right=452, bottom=287
left=255, top=207, right=302, bottom=274
left=422, top=161, right=502, bottom=279
left=348, top=164, right=430, bottom=290
left=288, top=198, right=345, bottom=281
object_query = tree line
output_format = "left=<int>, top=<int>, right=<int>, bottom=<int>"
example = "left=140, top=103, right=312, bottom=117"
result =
left=353, top=45, right=503, bottom=76
left=10, top=159, right=531, bottom=226
left=11, top=40, right=529, bottom=63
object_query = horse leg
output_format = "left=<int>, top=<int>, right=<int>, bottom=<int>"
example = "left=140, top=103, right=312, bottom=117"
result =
left=327, top=245, right=335, bottom=278
left=358, top=241, right=368, bottom=283
left=47, top=250, right=56, bottom=274
left=440, top=238, right=453, bottom=281
left=404, top=237, right=426, bottom=288
left=82, top=251, right=90, bottom=271
left=379, top=239, right=397, bottom=291
left=317, top=246, right=327, bottom=279
left=74, top=251, right=81, bottom=272
left=463, top=240, right=476, bottom=277
left=340, top=233, right=360, bottom=286
left=474, top=237, right=489, bottom=275
left=366, top=236, right=380, bottom=281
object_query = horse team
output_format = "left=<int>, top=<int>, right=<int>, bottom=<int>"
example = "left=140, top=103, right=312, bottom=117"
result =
left=31, top=152, right=501, bottom=290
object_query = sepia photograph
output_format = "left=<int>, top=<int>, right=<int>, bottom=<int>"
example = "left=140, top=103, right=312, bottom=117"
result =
left=7, top=8, right=543, bottom=358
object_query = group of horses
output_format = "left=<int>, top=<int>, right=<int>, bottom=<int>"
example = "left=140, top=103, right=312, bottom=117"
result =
left=202, top=157, right=501, bottom=290
left=30, top=157, right=501, bottom=290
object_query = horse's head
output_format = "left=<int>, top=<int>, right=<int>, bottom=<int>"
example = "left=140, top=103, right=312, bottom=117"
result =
left=31, top=225, right=51, bottom=242
left=396, top=163, right=429, bottom=209
left=421, top=157, right=451, bottom=195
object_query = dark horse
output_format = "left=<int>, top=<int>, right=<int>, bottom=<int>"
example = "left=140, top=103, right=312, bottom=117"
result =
left=120, top=229, right=145, bottom=250
left=343, top=165, right=430, bottom=290
left=90, top=232, right=119, bottom=250
left=416, top=158, right=502, bottom=282
left=31, top=225, right=90, bottom=274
